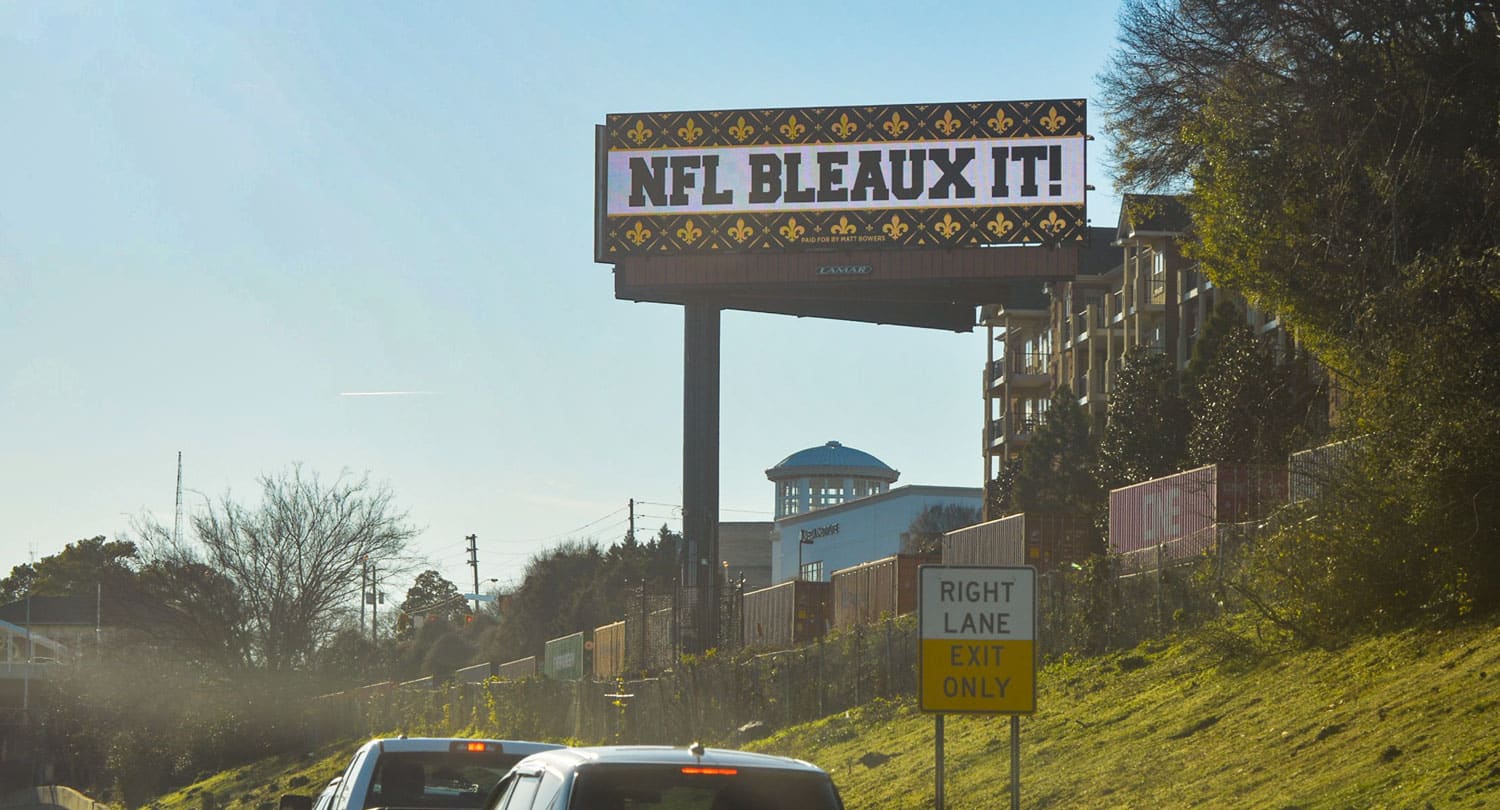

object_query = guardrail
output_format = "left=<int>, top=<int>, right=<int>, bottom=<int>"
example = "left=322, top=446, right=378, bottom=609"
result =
left=0, top=661, right=60, bottom=681
left=0, top=786, right=111, bottom=810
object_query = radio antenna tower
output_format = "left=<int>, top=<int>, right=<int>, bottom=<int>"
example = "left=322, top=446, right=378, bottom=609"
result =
left=173, top=451, right=184, bottom=544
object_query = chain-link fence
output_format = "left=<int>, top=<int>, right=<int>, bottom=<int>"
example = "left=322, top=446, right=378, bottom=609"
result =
left=315, top=534, right=1252, bottom=747
left=312, top=614, right=921, bottom=747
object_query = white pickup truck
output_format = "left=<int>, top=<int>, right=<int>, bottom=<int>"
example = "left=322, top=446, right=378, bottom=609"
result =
left=281, top=737, right=562, bottom=810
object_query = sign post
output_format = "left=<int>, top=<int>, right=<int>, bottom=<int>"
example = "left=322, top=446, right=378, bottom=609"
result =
left=919, top=565, right=1036, bottom=810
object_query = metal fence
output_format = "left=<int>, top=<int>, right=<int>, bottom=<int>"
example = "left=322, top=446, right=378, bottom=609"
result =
left=315, top=534, right=1248, bottom=746
left=326, top=614, right=922, bottom=747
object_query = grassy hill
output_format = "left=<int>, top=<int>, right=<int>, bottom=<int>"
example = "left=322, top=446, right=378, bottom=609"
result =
left=748, top=617, right=1500, bottom=808
left=146, top=616, right=1500, bottom=810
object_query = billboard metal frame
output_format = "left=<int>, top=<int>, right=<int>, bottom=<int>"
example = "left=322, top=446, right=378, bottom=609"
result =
left=597, top=98, right=1088, bottom=261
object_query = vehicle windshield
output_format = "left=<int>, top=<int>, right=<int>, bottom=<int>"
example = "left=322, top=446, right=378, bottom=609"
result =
left=365, top=752, right=523, bottom=809
left=569, top=764, right=843, bottom=810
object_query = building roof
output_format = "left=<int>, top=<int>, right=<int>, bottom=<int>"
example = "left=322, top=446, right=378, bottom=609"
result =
left=1116, top=194, right=1190, bottom=240
left=0, top=595, right=99, bottom=626
left=765, top=441, right=899, bottom=483
left=775, top=484, right=984, bottom=528
left=1004, top=280, right=1051, bottom=311
left=1080, top=226, right=1122, bottom=276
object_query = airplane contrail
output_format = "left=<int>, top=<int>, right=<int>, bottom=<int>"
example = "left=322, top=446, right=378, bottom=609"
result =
left=338, top=391, right=437, bottom=397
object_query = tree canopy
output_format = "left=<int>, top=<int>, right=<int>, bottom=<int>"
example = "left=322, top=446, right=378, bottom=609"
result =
left=904, top=503, right=981, bottom=555
left=0, top=536, right=139, bottom=603
left=1012, top=385, right=1102, bottom=516
left=1104, top=0, right=1500, bottom=616
left=144, top=466, right=418, bottom=670
left=1096, top=350, right=1188, bottom=491
left=1103, top=0, right=1498, bottom=371
left=397, top=570, right=472, bottom=639
left=482, top=526, right=680, bottom=665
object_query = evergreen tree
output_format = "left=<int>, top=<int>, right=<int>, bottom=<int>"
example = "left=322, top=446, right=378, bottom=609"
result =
left=0, top=536, right=140, bottom=603
left=1096, top=350, right=1189, bottom=492
left=396, top=570, right=471, bottom=640
left=1012, top=385, right=1103, bottom=515
left=985, top=457, right=1023, bottom=519
left=1187, top=319, right=1276, bottom=466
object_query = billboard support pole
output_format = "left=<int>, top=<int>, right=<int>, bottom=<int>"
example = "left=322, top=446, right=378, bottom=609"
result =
left=682, top=300, right=721, bottom=655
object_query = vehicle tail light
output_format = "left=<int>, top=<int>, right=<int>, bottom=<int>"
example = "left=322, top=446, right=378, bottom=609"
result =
left=681, top=767, right=738, bottom=776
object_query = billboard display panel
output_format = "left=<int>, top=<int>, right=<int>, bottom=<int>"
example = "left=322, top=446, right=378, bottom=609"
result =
left=597, top=99, right=1087, bottom=259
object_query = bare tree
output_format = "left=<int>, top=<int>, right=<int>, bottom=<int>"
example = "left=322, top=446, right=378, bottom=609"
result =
left=904, top=503, right=981, bottom=556
left=156, top=466, right=419, bottom=671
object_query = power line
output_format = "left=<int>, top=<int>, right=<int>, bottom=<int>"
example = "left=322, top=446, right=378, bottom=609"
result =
left=634, top=499, right=771, bottom=516
left=510, top=504, right=631, bottom=545
left=458, top=498, right=766, bottom=558
left=478, top=517, right=637, bottom=559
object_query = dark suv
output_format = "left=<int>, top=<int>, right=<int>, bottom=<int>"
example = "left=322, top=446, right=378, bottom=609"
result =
left=486, top=744, right=844, bottom=810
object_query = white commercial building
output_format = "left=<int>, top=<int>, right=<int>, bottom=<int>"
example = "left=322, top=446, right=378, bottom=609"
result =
left=764, top=441, right=981, bottom=582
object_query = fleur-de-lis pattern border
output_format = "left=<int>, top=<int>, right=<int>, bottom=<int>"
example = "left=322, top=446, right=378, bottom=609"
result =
left=601, top=99, right=1087, bottom=257
left=605, top=99, right=1086, bottom=149
left=604, top=206, right=1086, bottom=255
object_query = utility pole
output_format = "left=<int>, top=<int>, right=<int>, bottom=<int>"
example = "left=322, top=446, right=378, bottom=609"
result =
left=369, top=560, right=379, bottom=643
left=628, top=499, right=636, bottom=544
left=22, top=594, right=31, bottom=714
left=466, top=534, right=480, bottom=608
left=360, top=556, right=368, bottom=637
left=173, top=451, right=184, bottom=545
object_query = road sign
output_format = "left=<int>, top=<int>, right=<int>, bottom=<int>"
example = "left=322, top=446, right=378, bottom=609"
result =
left=918, top=565, right=1036, bottom=714
left=462, top=593, right=496, bottom=602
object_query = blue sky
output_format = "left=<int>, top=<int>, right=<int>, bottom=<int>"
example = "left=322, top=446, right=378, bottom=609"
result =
left=0, top=1, right=1125, bottom=596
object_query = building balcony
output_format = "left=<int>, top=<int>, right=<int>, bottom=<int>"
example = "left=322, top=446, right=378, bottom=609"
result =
left=1109, top=290, right=1126, bottom=324
left=1071, top=305, right=1124, bottom=346
left=988, top=353, right=1051, bottom=392
left=985, top=415, right=1046, bottom=450
left=990, top=354, right=1050, bottom=393
left=1075, top=372, right=1108, bottom=407
left=1010, top=414, right=1044, bottom=443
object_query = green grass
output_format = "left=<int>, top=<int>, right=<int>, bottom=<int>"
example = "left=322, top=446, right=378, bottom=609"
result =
left=746, top=617, right=1500, bottom=808
left=146, top=741, right=354, bottom=810
left=148, top=617, right=1500, bottom=810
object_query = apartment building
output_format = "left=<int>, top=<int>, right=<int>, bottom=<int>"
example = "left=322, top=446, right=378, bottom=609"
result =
left=981, top=195, right=1292, bottom=493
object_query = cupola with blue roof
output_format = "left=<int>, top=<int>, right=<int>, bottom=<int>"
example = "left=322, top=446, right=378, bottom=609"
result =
left=765, top=441, right=900, bottom=518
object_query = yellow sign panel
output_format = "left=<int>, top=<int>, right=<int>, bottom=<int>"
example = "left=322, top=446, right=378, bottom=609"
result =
left=918, top=566, right=1036, bottom=714
left=920, top=639, right=1035, bottom=713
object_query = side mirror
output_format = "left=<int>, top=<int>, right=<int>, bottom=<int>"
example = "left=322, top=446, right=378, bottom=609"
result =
left=279, top=795, right=313, bottom=810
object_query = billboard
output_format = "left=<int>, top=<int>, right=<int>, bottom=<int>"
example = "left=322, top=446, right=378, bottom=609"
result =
left=597, top=99, right=1087, bottom=260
